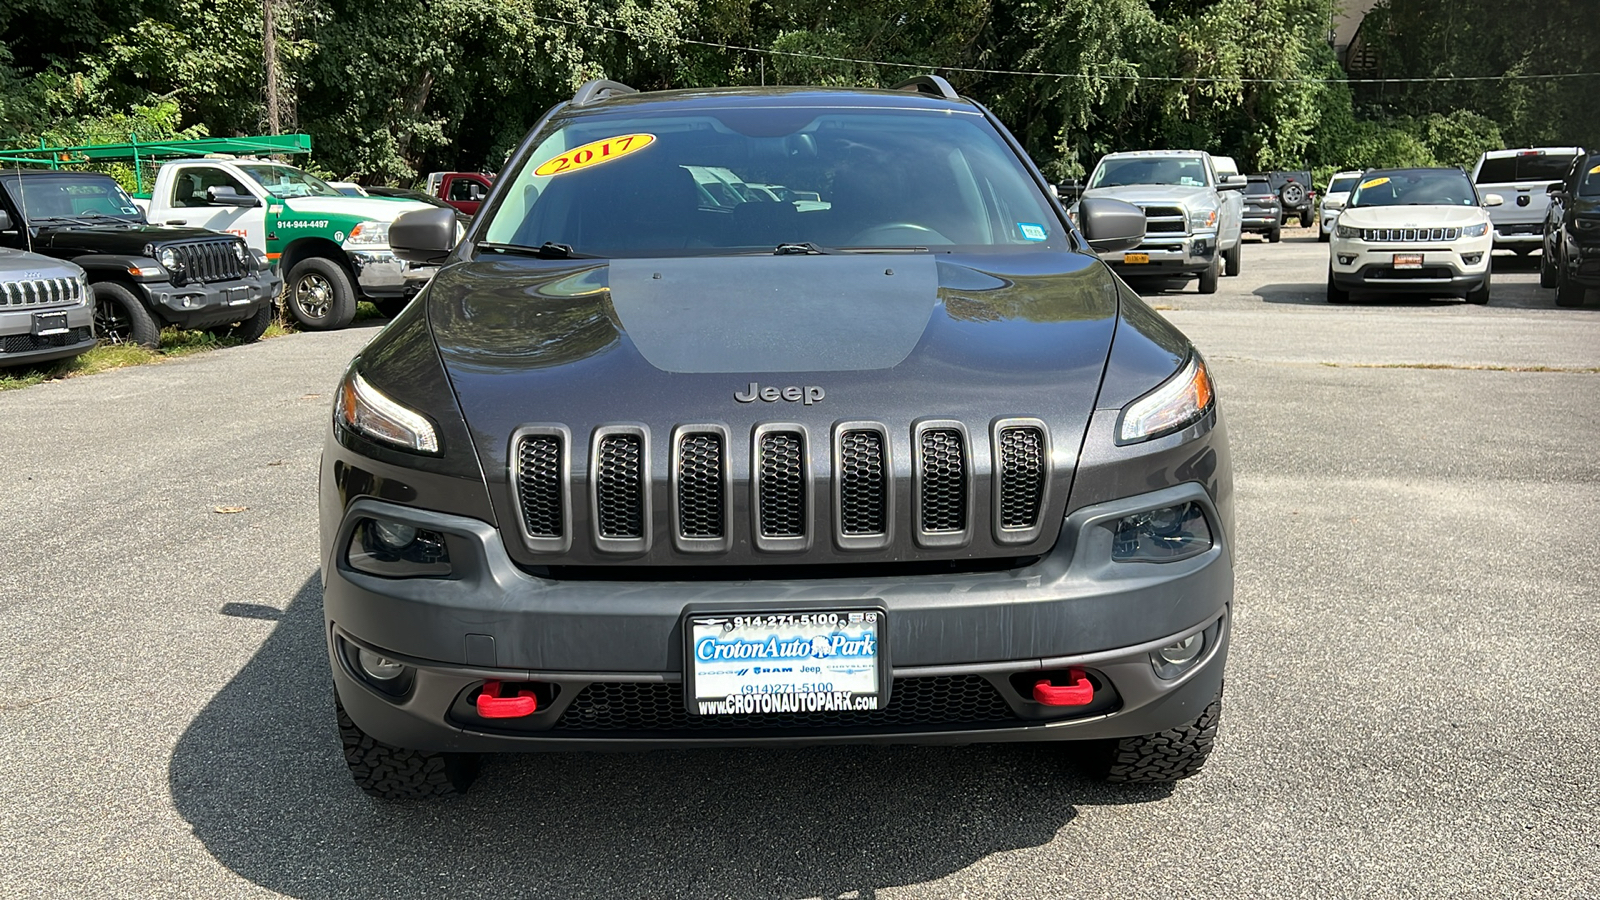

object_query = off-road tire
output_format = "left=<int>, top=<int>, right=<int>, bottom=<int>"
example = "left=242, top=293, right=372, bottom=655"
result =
left=92, top=281, right=160, bottom=349
left=1279, top=182, right=1305, bottom=209
left=1198, top=258, right=1220, bottom=294
left=207, top=302, right=272, bottom=343
left=1316, top=226, right=1329, bottom=243
left=286, top=257, right=357, bottom=331
left=337, top=697, right=479, bottom=800
left=1223, top=243, right=1241, bottom=277
left=373, top=297, right=409, bottom=319
left=1097, top=693, right=1222, bottom=783
left=1327, top=267, right=1350, bottom=304
left=1464, top=279, right=1491, bottom=305
left=1269, top=226, right=1283, bottom=244
left=1555, top=272, right=1587, bottom=308
left=1539, top=250, right=1558, bottom=288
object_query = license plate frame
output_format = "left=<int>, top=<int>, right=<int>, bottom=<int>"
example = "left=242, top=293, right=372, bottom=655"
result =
left=1123, top=252, right=1151, bottom=264
left=683, top=607, right=889, bottom=716
left=1393, top=253, right=1424, bottom=269
left=31, top=311, right=69, bottom=337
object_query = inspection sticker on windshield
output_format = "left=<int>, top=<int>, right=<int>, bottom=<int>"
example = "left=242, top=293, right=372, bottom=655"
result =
left=534, top=133, right=656, bottom=177
left=1360, top=177, right=1391, bottom=189
left=1018, top=222, right=1048, bottom=241
left=685, top=610, right=883, bottom=715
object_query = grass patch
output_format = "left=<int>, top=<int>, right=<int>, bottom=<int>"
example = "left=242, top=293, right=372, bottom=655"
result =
left=0, top=325, right=281, bottom=392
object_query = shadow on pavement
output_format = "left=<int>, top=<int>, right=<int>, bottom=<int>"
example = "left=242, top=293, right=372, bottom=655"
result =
left=1255, top=282, right=1467, bottom=307
left=171, top=576, right=1171, bottom=900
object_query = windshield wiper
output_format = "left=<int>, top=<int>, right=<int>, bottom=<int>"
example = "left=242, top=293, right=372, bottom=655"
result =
left=773, top=242, right=829, bottom=255
left=479, top=241, right=598, bottom=259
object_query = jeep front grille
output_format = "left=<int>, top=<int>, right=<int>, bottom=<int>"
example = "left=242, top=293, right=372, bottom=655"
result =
left=997, top=426, right=1046, bottom=529
left=918, top=428, right=968, bottom=533
left=1, top=277, right=83, bottom=308
left=516, top=434, right=565, bottom=538
left=1360, top=227, right=1460, bottom=242
left=169, top=240, right=246, bottom=284
left=838, top=430, right=887, bottom=536
left=676, top=432, right=724, bottom=539
left=594, top=434, right=644, bottom=538
left=757, top=431, right=806, bottom=539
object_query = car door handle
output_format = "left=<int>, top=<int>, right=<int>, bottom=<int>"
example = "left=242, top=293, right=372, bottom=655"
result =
left=165, top=219, right=187, bottom=225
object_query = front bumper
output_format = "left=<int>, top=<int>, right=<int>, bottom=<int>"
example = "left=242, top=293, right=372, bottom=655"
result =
left=0, top=302, right=95, bottom=366
left=1329, top=236, right=1491, bottom=294
left=140, top=270, right=281, bottom=329
left=326, top=482, right=1233, bottom=753
left=1491, top=224, right=1543, bottom=248
left=348, top=250, right=437, bottom=299
left=1099, top=233, right=1217, bottom=278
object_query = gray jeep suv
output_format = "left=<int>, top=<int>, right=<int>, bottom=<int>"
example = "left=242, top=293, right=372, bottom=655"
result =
left=0, top=248, right=95, bottom=367
left=321, top=77, right=1235, bottom=799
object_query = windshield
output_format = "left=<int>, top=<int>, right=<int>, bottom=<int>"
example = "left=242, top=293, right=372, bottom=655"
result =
left=236, top=164, right=342, bottom=199
left=0, top=174, right=143, bottom=221
left=1580, top=159, right=1600, bottom=197
left=1088, top=156, right=1210, bottom=189
left=1475, top=153, right=1580, bottom=184
left=1348, top=170, right=1479, bottom=208
left=1327, top=175, right=1359, bottom=195
left=480, top=107, right=1065, bottom=256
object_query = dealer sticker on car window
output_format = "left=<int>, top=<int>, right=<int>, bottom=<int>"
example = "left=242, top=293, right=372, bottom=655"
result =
left=534, top=133, right=656, bottom=177
left=1360, top=177, right=1391, bottom=189
left=1018, top=222, right=1047, bottom=241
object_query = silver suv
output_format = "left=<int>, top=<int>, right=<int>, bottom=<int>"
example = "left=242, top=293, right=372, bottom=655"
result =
left=0, top=248, right=94, bottom=368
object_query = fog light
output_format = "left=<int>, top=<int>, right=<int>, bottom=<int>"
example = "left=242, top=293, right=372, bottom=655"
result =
left=1159, top=634, right=1203, bottom=665
left=1462, top=253, right=1483, bottom=265
left=1337, top=254, right=1356, bottom=265
left=1112, top=502, right=1212, bottom=562
left=371, top=519, right=418, bottom=549
left=358, top=648, right=405, bottom=681
left=1151, top=623, right=1215, bottom=680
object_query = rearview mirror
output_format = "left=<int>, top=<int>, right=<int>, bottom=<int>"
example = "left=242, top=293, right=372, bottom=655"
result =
left=206, top=186, right=260, bottom=208
left=1078, top=197, right=1145, bottom=254
left=390, top=206, right=459, bottom=264
left=1482, top=193, right=1504, bottom=207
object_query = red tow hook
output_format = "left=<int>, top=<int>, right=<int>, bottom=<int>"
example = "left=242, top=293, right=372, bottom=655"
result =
left=1033, top=668, right=1094, bottom=707
left=476, top=680, right=538, bottom=718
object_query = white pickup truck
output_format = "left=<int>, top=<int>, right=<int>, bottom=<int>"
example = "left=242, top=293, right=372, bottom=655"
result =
left=1074, top=150, right=1246, bottom=293
left=1470, top=148, right=1583, bottom=255
left=139, top=158, right=435, bottom=328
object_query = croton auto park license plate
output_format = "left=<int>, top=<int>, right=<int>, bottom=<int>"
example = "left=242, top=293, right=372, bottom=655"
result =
left=687, top=610, right=883, bottom=715
left=1393, top=253, right=1424, bottom=268
left=1123, top=252, right=1150, bottom=264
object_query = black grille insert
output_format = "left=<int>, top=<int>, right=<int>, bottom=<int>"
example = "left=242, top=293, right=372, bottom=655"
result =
left=839, top=430, right=887, bottom=536
left=517, top=435, right=564, bottom=538
left=595, top=434, right=645, bottom=539
left=997, top=426, right=1046, bottom=529
left=919, top=429, right=967, bottom=533
left=0, top=326, right=93, bottom=355
left=677, top=432, right=724, bottom=539
left=553, top=675, right=1018, bottom=733
left=758, top=431, right=806, bottom=538
left=170, top=240, right=246, bottom=284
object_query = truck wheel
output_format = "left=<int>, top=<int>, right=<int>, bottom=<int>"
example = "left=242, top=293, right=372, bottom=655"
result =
left=337, top=696, right=479, bottom=800
left=1555, top=271, right=1586, bottom=308
left=208, top=303, right=273, bottom=344
left=1091, top=692, right=1222, bottom=783
left=1223, top=243, right=1241, bottom=277
left=1269, top=226, right=1282, bottom=244
left=286, top=257, right=357, bottom=331
left=1464, top=279, right=1490, bottom=305
left=1326, top=267, right=1350, bottom=303
left=1316, top=225, right=1329, bottom=243
left=1539, top=249, right=1558, bottom=288
left=92, top=281, right=160, bottom=349
left=1198, top=258, right=1220, bottom=294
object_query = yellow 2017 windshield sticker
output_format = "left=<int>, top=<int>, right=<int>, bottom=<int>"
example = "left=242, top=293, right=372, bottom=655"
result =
left=534, top=133, right=655, bottom=177
left=1589, top=164, right=1600, bottom=175
left=1359, top=176, right=1390, bottom=189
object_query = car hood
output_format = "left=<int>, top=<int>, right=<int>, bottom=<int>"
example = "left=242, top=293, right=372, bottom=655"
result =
left=1081, top=185, right=1216, bottom=208
left=1337, top=205, right=1488, bottom=228
left=423, top=251, right=1119, bottom=566
left=0, top=247, right=84, bottom=278
left=32, top=222, right=240, bottom=256
left=280, top=196, right=432, bottom=220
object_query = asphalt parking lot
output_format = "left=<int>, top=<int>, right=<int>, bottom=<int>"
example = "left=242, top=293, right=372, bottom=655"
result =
left=2, top=228, right=1597, bottom=899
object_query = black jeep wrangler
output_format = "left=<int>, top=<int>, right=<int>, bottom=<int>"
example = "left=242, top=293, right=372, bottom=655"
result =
left=1264, top=171, right=1315, bottom=227
left=0, top=170, right=281, bottom=347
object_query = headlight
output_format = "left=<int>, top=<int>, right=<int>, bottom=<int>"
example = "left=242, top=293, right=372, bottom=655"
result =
left=343, top=221, right=391, bottom=247
left=1188, top=207, right=1218, bottom=230
left=157, top=247, right=180, bottom=268
left=1575, top=218, right=1600, bottom=232
left=1112, top=502, right=1213, bottom=563
left=1118, top=353, right=1214, bottom=444
left=336, top=368, right=440, bottom=453
left=77, top=273, right=92, bottom=304
left=232, top=240, right=250, bottom=263
left=1335, top=223, right=1362, bottom=239
left=1462, top=223, right=1489, bottom=237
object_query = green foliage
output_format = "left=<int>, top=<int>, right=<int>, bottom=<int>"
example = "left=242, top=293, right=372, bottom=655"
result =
left=0, top=0, right=1592, bottom=188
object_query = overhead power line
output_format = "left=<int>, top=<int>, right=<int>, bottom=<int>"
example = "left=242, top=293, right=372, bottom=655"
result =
left=524, top=12, right=1600, bottom=86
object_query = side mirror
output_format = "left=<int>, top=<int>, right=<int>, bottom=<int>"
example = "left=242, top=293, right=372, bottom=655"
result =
left=1482, top=193, right=1504, bottom=207
left=0, top=209, right=11, bottom=231
left=390, top=206, right=459, bottom=264
left=1078, top=197, right=1146, bottom=254
left=1220, top=175, right=1248, bottom=191
left=206, top=186, right=260, bottom=208
left=1056, top=179, right=1085, bottom=204
left=1547, top=182, right=1565, bottom=195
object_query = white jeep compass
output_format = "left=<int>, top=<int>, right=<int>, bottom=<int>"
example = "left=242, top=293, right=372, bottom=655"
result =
left=1328, top=167, right=1501, bottom=304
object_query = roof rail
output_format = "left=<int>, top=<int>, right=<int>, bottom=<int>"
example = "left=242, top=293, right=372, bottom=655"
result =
left=572, top=79, right=638, bottom=106
left=891, top=75, right=959, bottom=102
